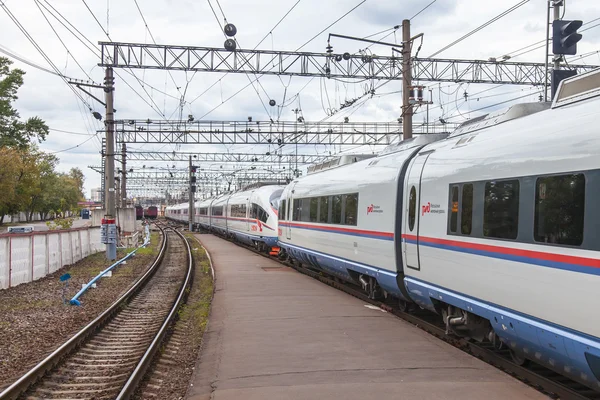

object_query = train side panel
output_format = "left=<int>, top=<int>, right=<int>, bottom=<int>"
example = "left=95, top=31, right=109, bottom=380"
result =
left=402, top=99, right=600, bottom=390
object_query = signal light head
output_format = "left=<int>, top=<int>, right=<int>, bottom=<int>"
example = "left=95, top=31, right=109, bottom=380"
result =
left=553, top=19, right=583, bottom=55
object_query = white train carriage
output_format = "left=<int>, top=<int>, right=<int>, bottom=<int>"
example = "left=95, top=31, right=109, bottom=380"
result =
left=277, top=143, right=445, bottom=300
left=225, top=185, right=283, bottom=249
left=209, top=194, right=229, bottom=235
left=166, top=202, right=188, bottom=223
left=400, top=72, right=600, bottom=390
left=195, top=198, right=212, bottom=229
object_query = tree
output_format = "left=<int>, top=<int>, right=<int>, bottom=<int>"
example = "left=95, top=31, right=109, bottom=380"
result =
left=0, top=147, right=22, bottom=224
left=25, top=149, right=58, bottom=221
left=68, top=167, right=85, bottom=199
left=0, top=57, right=49, bottom=148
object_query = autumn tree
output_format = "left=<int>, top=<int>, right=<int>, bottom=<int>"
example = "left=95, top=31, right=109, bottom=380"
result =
left=0, top=147, right=22, bottom=224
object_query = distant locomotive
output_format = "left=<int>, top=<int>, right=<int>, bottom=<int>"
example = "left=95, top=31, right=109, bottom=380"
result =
left=135, top=205, right=144, bottom=220
left=144, top=206, right=158, bottom=220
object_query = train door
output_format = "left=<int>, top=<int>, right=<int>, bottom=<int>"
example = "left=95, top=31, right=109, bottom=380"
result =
left=246, top=191, right=254, bottom=233
left=286, top=183, right=296, bottom=240
left=403, top=152, right=431, bottom=271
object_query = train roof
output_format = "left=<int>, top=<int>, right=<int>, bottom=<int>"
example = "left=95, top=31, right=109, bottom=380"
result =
left=420, top=78, right=600, bottom=182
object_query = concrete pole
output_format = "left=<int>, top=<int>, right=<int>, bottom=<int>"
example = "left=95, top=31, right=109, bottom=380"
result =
left=104, top=67, right=116, bottom=260
left=121, top=143, right=127, bottom=208
left=402, top=19, right=413, bottom=141
left=188, top=155, right=194, bottom=231
left=544, top=0, right=551, bottom=101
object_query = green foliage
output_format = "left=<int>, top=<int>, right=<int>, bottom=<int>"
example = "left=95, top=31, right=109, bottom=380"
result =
left=0, top=57, right=48, bottom=149
left=0, top=56, right=84, bottom=225
left=46, top=217, right=75, bottom=230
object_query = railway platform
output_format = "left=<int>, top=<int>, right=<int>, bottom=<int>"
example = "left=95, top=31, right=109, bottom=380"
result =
left=187, top=234, right=547, bottom=400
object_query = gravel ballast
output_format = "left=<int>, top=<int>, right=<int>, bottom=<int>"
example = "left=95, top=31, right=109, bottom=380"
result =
left=0, top=230, right=161, bottom=389
left=133, top=234, right=214, bottom=400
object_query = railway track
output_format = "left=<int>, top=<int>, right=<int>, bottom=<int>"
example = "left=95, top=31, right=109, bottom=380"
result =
left=183, top=223, right=599, bottom=400
left=0, top=226, right=193, bottom=400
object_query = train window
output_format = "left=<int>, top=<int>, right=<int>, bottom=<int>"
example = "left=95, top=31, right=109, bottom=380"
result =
left=318, top=196, right=329, bottom=223
left=408, top=186, right=416, bottom=231
left=484, top=180, right=520, bottom=239
left=332, top=195, right=342, bottom=224
left=310, top=198, right=319, bottom=222
left=230, top=204, right=247, bottom=218
left=270, top=189, right=283, bottom=209
left=534, top=174, right=585, bottom=246
left=450, top=186, right=459, bottom=233
left=211, top=206, right=223, bottom=216
left=279, top=199, right=286, bottom=221
left=344, top=193, right=358, bottom=226
left=461, top=184, right=473, bottom=235
left=251, top=203, right=269, bottom=223
left=293, top=199, right=302, bottom=221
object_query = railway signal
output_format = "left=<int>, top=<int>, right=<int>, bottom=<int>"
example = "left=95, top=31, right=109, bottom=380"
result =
left=188, top=158, right=197, bottom=231
left=552, top=19, right=583, bottom=55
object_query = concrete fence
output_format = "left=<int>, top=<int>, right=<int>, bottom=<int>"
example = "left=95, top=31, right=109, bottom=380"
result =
left=0, top=227, right=105, bottom=290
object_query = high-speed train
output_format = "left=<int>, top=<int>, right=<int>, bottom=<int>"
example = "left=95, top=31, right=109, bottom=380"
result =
left=167, top=184, right=283, bottom=252
left=169, top=70, right=600, bottom=392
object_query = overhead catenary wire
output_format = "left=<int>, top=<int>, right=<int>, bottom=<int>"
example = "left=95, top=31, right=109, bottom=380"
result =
left=0, top=43, right=87, bottom=81
left=0, top=1, right=93, bottom=111
left=429, top=0, right=530, bottom=58
left=197, top=0, right=367, bottom=119
left=47, top=132, right=101, bottom=154
left=410, top=0, right=437, bottom=20
left=80, top=0, right=167, bottom=119
left=188, top=0, right=302, bottom=109
left=33, top=0, right=93, bottom=81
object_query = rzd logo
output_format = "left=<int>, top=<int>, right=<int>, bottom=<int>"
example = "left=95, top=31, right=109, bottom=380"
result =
left=421, top=202, right=431, bottom=216
left=367, top=204, right=374, bottom=214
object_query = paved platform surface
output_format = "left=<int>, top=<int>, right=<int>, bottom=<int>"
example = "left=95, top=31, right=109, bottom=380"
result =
left=187, top=234, right=548, bottom=400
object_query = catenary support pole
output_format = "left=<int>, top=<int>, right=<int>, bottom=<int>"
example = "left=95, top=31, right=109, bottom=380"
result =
left=188, top=155, right=193, bottom=232
left=121, top=143, right=127, bottom=208
left=402, top=19, right=413, bottom=141
left=553, top=1, right=561, bottom=71
left=544, top=0, right=551, bottom=101
left=105, top=67, right=117, bottom=260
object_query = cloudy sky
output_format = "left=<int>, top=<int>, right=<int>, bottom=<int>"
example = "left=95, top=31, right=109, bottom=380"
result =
left=1, top=0, right=599, bottom=199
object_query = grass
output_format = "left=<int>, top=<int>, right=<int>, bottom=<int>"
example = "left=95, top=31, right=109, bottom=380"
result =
left=177, top=234, right=214, bottom=342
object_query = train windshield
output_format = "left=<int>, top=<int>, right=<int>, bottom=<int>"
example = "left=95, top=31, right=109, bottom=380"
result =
left=269, top=189, right=284, bottom=210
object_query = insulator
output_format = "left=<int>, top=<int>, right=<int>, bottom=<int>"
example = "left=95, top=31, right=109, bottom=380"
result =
left=417, top=87, right=424, bottom=101
left=343, top=52, right=351, bottom=60
left=335, top=54, right=343, bottom=62
left=409, top=88, right=415, bottom=100
left=224, top=39, right=236, bottom=51
left=224, top=23, right=237, bottom=37
left=326, top=44, right=333, bottom=54
left=269, top=99, right=276, bottom=106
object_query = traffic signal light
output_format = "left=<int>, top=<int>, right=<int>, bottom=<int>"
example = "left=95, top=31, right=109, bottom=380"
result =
left=553, top=20, right=583, bottom=55
left=190, top=165, right=197, bottom=193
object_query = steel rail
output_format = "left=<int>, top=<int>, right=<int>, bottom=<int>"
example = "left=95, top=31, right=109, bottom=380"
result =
left=0, top=226, right=168, bottom=400
left=115, top=227, right=194, bottom=399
